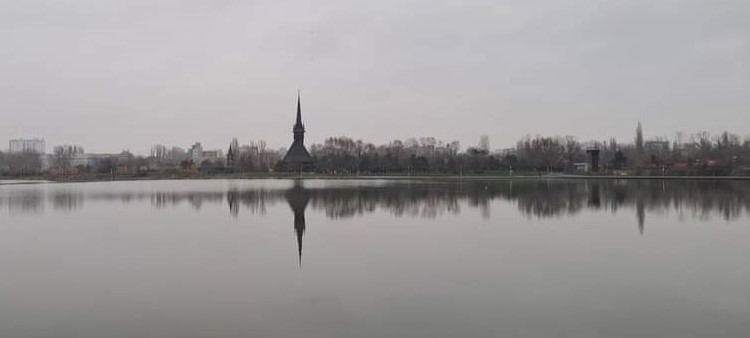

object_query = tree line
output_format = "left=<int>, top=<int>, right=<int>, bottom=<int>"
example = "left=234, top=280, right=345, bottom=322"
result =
left=296, top=125, right=750, bottom=175
left=2, top=124, right=750, bottom=177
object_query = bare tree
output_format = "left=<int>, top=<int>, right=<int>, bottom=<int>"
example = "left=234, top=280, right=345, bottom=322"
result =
left=227, top=138, right=240, bottom=171
left=150, top=144, right=168, bottom=166
left=53, top=145, right=83, bottom=171
left=562, top=136, right=583, bottom=167
left=635, top=122, right=644, bottom=167
left=692, top=131, right=712, bottom=159
left=257, top=140, right=268, bottom=170
left=673, top=131, right=685, bottom=161
left=0, top=152, right=42, bottom=176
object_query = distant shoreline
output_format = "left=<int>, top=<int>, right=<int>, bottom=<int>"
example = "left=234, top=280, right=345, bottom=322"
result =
left=2, top=173, right=750, bottom=184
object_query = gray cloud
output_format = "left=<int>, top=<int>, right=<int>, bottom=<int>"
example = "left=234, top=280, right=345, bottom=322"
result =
left=1, top=0, right=748, bottom=154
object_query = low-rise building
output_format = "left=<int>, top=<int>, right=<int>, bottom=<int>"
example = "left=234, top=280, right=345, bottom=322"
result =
left=187, top=142, right=224, bottom=164
left=42, top=148, right=134, bottom=170
left=494, top=148, right=517, bottom=158
left=574, top=162, right=591, bottom=172
left=645, top=139, right=670, bottom=152
left=9, top=138, right=45, bottom=153
left=188, top=143, right=203, bottom=163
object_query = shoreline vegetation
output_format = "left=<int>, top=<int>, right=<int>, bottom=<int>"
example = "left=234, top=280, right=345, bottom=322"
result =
left=3, top=171, right=750, bottom=184
left=3, top=125, right=750, bottom=180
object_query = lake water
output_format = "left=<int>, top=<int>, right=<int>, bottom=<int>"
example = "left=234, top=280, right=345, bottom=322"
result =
left=0, top=179, right=748, bottom=338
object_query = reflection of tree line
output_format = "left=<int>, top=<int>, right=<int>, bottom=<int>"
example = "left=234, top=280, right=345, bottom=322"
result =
left=307, top=185, right=464, bottom=219
left=285, top=181, right=750, bottom=224
left=3, top=181, right=750, bottom=226
left=501, top=180, right=750, bottom=222
left=118, top=180, right=750, bottom=223
left=0, top=190, right=84, bottom=213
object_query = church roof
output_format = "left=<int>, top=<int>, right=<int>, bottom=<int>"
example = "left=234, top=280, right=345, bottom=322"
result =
left=282, top=141, right=313, bottom=163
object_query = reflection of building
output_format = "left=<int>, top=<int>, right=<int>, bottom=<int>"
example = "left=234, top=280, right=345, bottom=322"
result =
left=9, top=138, right=45, bottom=153
left=227, top=189, right=239, bottom=217
left=6, top=180, right=749, bottom=240
left=285, top=182, right=311, bottom=265
left=225, top=183, right=311, bottom=264
left=281, top=94, right=314, bottom=172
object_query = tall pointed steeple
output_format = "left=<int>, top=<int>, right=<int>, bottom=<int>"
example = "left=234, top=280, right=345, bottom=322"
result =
left=294, top=91, right=304, bottom=131
left=281, top=90, right=314, bottom=171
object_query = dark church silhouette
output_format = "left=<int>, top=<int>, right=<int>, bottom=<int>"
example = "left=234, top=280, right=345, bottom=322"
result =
left=280, top=93, right=314, bottom=172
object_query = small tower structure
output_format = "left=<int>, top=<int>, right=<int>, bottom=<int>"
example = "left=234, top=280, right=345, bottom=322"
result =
left=586, top=147, right=601, bottom=172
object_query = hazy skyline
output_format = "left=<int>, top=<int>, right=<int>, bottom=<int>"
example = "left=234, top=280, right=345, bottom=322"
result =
left=2, top=0, right=748, bottom=154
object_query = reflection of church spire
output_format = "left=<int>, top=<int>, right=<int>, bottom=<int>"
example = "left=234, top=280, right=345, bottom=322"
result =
left=285, top=181, right=310, bottom=266
left=296, top=219, right=304, bottom=265
left=636, top=199, right=645, bottom=235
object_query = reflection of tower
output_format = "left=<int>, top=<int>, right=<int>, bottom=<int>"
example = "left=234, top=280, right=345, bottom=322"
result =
left=285, top=181, right=311, bottom=265
left=227, top=189, right=239, bottom=218
left=636, top=199, right=645, bottom=235
left=588, top=183, right=601, bottom=207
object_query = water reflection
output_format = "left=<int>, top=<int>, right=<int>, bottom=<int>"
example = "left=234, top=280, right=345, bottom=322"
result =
left=3, top=190, right=44, bottom=214
left=2, top=180, right=748, bottom=337
left=2, top=180, right=750, bottom=232
left=51, top=191, right=83, bottom=212
left=286, top=182, right=310, bottom=265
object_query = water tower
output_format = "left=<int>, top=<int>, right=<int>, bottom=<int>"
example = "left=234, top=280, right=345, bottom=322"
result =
left=586, top=147, right=600, bottom=172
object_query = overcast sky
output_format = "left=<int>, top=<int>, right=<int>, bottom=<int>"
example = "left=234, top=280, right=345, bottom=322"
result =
left=1, top=0, right=748, bottom=154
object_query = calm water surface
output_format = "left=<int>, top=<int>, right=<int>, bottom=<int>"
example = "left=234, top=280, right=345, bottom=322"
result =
left=0, top=179, right=748, bottom=338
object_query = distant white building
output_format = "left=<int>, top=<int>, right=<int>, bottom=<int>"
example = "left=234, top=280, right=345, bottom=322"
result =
left=41, top=148, right=134, bottom=170
left=494, top=148, right=517, bottom=158
left=187, top=142, right=224, bottom=165
left=167, top=147, right=188, bottom=163
left=71, top=153, right=111, bottom=167
left=574, top=162, right=591, bottom=172
left=40, top=154, right=54, bottom=170
left=201, top=150, right=223, bottom=160
left=9, top=138, right=45, bottom=153
left=189, top=143, right=203, bottom=163
left=72, top=151, right=134, bottom=167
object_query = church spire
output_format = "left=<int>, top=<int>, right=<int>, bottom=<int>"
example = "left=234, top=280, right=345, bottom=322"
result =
left=282, top=90, right=314, bottom=171
left=294, top=91, right=303, bottom=130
